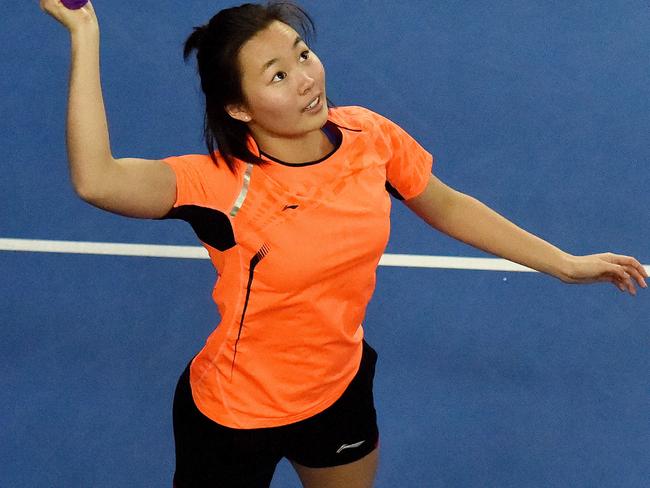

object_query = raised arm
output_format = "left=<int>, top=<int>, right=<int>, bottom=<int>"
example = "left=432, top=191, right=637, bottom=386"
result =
left=41, top=0, right=176, bottom=218
left=405, top=175, right=648, bottom=295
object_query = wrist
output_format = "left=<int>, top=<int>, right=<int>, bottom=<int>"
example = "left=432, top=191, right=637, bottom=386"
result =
left=69, top=19, right=99, bottom=40
left=556, top=252, right=578, bottom=283
left=69, top=26, right=100, bottom=58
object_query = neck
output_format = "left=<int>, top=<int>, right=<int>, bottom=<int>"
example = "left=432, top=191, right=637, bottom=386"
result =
left=251, top=128, right=334, bottom=165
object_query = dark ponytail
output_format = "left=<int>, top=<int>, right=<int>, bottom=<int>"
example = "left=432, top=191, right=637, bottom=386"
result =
left=183, top=2, right=315, bottom=172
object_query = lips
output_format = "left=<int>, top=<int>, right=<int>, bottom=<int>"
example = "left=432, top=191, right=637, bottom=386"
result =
left=303, top=95, right=321, bottom=112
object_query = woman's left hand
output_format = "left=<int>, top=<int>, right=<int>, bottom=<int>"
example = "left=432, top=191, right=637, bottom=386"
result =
left=562, top=253, right=648, bottom=295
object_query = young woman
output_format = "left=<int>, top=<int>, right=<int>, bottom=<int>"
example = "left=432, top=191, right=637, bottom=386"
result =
left=40, top=1, right=647, bottom=487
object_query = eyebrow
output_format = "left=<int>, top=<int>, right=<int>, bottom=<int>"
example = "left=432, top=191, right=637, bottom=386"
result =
left=260, top=36, right=304, bottom=74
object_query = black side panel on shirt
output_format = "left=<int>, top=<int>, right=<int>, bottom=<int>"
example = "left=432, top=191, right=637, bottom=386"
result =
left=385, top=181, right=405, bottom=200
left=231, top=244, right=270, bottom=377
left=163, top=205, right=236, bottom=251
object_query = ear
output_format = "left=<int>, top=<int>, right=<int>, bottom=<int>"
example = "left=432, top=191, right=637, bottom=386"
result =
left=226, top=103, right=252, bottom=123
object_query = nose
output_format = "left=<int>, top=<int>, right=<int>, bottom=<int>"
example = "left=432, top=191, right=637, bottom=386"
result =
left=298, top=69, right=315, bottom=96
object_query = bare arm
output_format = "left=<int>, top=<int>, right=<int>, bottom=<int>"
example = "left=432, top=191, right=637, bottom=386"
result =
left=405, top=175, right=648, bottom=295
left=42, top=0, right=176, bottom=219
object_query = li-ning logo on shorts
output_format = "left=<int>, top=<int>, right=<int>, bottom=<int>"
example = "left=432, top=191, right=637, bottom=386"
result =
left=336, top=440, right=366, bottom=454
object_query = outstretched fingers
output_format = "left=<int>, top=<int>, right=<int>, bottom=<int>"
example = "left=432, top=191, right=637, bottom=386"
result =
left=604, top=254, right=648, bottom=295
left=612, top=254, right=648, bottom=287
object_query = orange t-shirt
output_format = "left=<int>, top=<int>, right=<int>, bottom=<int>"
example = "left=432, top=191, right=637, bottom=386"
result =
left=163, top=106, right=433, bottom=428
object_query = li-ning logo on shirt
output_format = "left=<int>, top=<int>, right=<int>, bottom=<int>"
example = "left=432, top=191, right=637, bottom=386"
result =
left=336, top=440, right=366, bottom=454
left=282, top=204, right=299, bottom=211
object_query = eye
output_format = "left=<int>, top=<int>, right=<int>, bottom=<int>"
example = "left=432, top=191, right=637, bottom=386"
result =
left=300, top=50, right=311, bottom=61
left=272, top=71, right=287, bottom=83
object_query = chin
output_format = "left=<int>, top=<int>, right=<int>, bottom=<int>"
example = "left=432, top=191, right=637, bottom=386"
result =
left=314, top=106, right=330, bottom=127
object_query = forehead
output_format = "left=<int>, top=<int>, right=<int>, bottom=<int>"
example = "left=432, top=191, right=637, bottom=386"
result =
left=238, top=21, right=301, bottom=72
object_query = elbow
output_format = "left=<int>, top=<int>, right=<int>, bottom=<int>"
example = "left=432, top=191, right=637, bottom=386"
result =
left=70, top=169, right=108, bottom=205
left=72, top=180, right=99, bottom=204
left=72, top=177, right=110, bottom=206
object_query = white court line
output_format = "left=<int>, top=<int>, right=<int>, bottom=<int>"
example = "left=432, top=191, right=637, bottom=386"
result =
left=1, top=238, right=648, bottom=274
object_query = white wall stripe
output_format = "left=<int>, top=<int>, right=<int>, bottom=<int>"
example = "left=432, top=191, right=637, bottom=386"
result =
left=378, top=253, right=535, bottom=272
left=1, top=238, right=648, bottom=274
left=0, top=238, right=207, bottom=260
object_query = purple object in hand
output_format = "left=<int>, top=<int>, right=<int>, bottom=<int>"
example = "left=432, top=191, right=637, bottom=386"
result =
left=61, top=0, right=88, bottom=9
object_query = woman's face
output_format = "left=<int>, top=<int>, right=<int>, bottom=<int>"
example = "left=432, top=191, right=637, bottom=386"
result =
left=229, top=21, right=328, bottom=143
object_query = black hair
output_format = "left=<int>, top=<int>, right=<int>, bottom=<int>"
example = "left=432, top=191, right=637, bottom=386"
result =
left=183, top=2, right=316, bottom=172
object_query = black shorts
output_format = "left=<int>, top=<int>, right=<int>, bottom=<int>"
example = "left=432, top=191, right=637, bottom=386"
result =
left=173, top=341, right=380, bottom=488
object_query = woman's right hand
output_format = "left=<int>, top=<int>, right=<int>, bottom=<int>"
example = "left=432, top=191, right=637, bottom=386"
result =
left=40, top=0, right=98, bottom=34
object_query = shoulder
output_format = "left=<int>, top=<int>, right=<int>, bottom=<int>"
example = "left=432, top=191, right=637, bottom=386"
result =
left=162, top=153, right=246, bottom=210
left=164, top=152, right=227, bottom=172
left=164, top=153, right=243, bottom=181
left=328, top=106, right=402, bottom=133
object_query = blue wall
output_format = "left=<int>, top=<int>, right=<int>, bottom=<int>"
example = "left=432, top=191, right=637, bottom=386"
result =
left=1, top=1, right=648, bottom=486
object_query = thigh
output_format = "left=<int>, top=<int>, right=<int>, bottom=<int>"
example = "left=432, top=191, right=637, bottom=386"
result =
left=172, top=362, right=282, bottom=488
left=291, top=447, right=379, bottom=488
